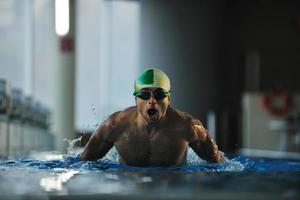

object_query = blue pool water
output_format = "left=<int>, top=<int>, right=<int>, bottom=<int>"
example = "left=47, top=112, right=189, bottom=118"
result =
left=0, top=149, right=300, bottom=200
left=1, top=154, right=300, bottom=172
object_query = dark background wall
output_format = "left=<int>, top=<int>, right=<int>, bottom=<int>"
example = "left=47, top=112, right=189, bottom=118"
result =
left=223, top=0, right=300, bottom=94
left=140, top=0, right=226, bottom=119
left=139, top=0, right=300, bottom=152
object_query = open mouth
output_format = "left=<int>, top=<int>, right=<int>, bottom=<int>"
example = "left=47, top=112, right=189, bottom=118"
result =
left=147, top=108, right=157, bottom=116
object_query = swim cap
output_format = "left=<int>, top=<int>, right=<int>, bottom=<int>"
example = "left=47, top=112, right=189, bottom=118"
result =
left=134, top=68, right=171, bottom=93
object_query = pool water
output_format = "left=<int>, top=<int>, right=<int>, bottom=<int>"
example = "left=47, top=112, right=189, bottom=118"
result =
left=0, top=148, right=300, bottom=200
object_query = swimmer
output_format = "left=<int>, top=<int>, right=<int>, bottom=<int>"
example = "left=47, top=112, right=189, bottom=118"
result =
left=80, top=68, right=224, bottom=166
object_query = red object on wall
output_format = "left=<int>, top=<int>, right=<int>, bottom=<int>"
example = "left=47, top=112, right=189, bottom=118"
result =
left=60, top=36, right=74, bottom=53
left=261, top=87, right=292, bottom=116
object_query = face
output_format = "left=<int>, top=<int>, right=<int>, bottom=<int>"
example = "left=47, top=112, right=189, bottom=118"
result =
left=135, top=87, right=171, bottom=124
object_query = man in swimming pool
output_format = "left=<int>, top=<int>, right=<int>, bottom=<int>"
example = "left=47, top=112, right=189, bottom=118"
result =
left=80, top=68, right=224, bottom=166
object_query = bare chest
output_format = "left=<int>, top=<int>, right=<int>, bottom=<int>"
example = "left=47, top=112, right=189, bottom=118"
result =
left=114, top=126, right=189, bottom=166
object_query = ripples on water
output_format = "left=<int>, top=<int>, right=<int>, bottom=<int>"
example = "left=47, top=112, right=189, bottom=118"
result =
left=0, top=146, right=300, bottom=172
left=1, top=138, right=300, bottom=197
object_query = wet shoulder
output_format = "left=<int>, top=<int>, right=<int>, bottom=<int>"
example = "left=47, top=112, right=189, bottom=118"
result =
left=106, top=106, right=137, bottom=127
left=100, top=106, right=136, bottom=141
left=168, top=108, right=205, bottom=141
left=167, top=107, right=201, bottom=126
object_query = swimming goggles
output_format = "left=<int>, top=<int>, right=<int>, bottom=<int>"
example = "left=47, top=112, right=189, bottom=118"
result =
left=133, top=90, right=170, bottom=100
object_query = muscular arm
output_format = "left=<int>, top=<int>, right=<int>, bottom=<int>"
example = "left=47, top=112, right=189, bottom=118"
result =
left=189, top=121, right=224, bottom=163
left=80, top=119, right=114, bottom=161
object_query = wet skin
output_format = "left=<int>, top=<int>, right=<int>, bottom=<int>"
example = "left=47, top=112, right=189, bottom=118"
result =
left=80, top=88, right=224, bottom=167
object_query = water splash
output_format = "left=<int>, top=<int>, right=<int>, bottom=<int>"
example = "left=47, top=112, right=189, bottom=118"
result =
left=1, top=154, right=300, bottom=172
left=66, top=138, right=300, bottom=171
left=64, top=137, right=83, bottom=156
left=1, top=137, right=300, bottom=172
left=1, top=148, right=300, bottom=172
left=101, top=147, right=120, bottom=163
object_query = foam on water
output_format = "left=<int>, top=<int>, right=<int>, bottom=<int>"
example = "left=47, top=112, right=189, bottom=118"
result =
left=1, top=137, right=300, bottom=172
left=1, top=149, right=300, bottom=173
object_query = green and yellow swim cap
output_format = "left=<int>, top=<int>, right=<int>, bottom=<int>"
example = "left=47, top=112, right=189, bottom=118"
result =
left=134, top=68, right=171, bottom=93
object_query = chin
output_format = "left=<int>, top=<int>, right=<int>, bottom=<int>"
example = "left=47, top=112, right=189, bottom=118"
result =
left=148, top=114, right=161, bottom=123
left=148, top=118, right=159, bottom=123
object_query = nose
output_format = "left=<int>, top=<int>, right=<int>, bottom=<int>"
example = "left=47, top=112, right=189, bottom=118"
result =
left=148, top=96, right=157, bottom=105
